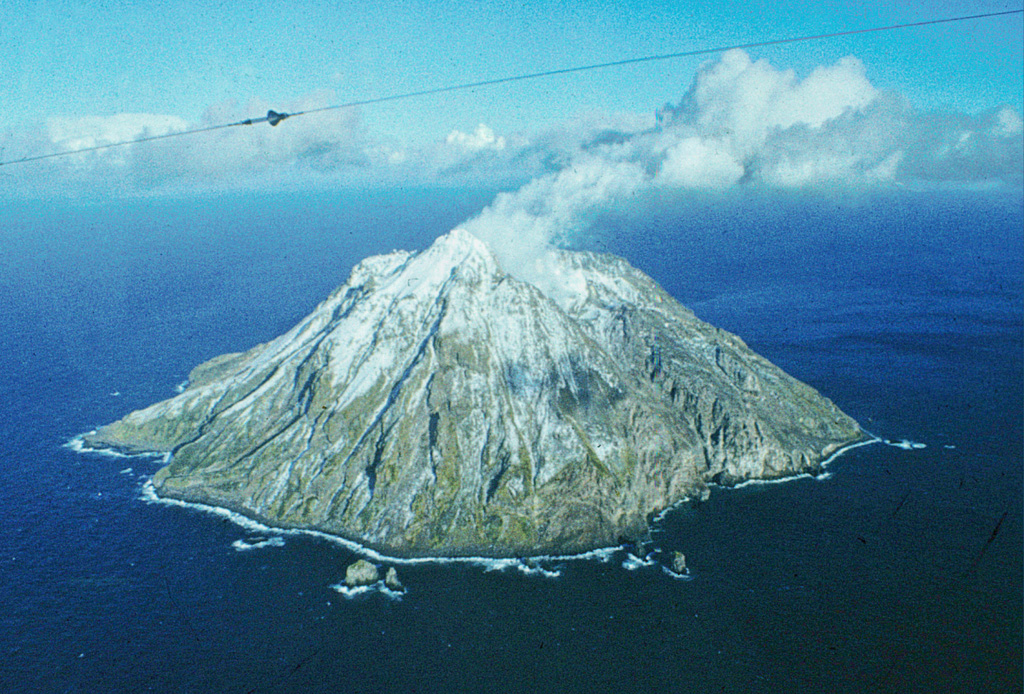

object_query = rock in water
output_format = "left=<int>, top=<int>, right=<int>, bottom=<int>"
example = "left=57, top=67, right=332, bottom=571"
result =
left=384, top=567, right=403, bottom=591
left=345, top=559, right=379, bottom=587
left=84, top=229, right=862, bottom=557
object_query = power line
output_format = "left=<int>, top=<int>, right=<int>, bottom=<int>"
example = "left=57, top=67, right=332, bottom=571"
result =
left=2, top=8, right=1020, bottom=168
left=296, top=9, right=1024, bottom=116
left=0, top=111, right=292, bottom=168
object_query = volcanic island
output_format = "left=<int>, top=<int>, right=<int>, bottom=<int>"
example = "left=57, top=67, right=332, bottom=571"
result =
left=83, top=229, right=863, bottom=557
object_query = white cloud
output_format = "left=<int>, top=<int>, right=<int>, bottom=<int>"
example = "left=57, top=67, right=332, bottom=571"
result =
left=650, top=50, right=892, bottom=188
left=420, top=122, right=527, bottom=185
left=2, top=48, right=1017, bottom=310
left=47, top=113, right=188, bottom=154
left=993, top=106, right=1023, bottom=137
left=457, top=51, right=898, bottom=291
left=645, top=50, right=1022, bottom=190
left=139, top=92, right=366, bottom=181
left=2, top=50, right=1019, bottom=199
left=4, top=91, right=368, bottom=194
left=659, top=51, right=879, bottom=160
left=446, top=123, right=506, bottom=152
left=658, top=136, right=744, bottom=189
left=455, top=50, right=1021, bottom=302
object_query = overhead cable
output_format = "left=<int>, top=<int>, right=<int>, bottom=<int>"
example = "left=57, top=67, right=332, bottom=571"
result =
left=2, top=9, right=1020, bottom=168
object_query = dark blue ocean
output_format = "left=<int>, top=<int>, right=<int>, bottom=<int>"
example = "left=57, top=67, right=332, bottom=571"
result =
left=1, top=189, right=1020, bottom=693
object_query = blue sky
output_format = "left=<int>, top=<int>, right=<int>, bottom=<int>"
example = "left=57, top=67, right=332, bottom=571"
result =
left=0, top=0, right=1021, bottom=198
left=4, top=1, right=1021, bottom=133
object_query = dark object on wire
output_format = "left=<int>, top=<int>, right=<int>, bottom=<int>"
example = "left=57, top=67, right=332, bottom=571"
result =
left=1, top=8, right=1020, bottom=168
left=242, top=110, right=290, bottom=127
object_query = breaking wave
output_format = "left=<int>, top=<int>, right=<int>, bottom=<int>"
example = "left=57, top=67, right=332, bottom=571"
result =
left=885, top=439, right=927, bottom=450
left=330, top=581, right=406, bottom=601
left=232, top=536, right=287, bottom=551
left=64, top=433, right=169, bottom=460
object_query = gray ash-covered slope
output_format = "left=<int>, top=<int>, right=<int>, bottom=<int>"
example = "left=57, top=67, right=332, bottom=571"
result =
left=84, top=229, right=862, bottom=557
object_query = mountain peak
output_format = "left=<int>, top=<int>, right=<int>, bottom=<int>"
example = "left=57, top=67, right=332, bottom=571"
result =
left=411, top=227, right=493, bottom=271
left=433, top=226, right=493, bottom=257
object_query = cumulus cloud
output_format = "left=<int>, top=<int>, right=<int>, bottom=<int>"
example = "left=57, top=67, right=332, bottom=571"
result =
left=456, top=49, right=1022, bottom=302
left=424, top=111, right=655, bottom=187
left=646, top=51, right=894, bottom=188
left=658, top=136, right=744, bottom=189
left=421, top=122, right=526, bottom=184
left=993, top=106, right=1023, bottom=137
left=898, top=105, right=1024, bottom=186
left=658, top=52, right=879, bottom=158
left=648, top=50, right=1021, bottom=189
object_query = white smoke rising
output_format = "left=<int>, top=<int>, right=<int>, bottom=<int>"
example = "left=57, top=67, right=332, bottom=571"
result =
left=460, top=50, right=892, bottom=298
left=456, top=156, right=645, bottom=306
left=458, top=49, right=1022, bottom=301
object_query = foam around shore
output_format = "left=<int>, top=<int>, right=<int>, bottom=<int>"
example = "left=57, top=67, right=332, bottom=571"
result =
left=137, top=480, right=617, bottom=576
left=73, top=429, right=889, bottom=583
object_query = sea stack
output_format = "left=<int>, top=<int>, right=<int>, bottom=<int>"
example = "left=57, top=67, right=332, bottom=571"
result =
left=83, top=229, right=863, bottom=557
left=345, top=559, right=379, bottom=588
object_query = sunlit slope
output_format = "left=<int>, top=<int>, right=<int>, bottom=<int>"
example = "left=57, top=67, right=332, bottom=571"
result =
left=85, top=229, right=862, bottom=556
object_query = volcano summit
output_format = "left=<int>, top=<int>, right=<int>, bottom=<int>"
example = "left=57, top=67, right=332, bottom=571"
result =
left=84, top=229, right=862, bottom=556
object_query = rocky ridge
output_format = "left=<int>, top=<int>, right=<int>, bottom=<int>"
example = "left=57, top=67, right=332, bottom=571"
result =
left=84, top=229, right=863, bottom=557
